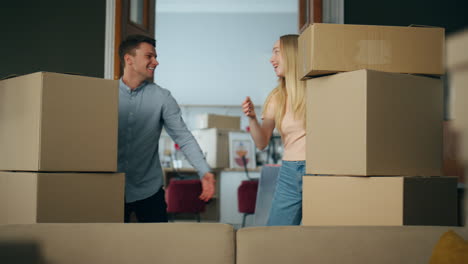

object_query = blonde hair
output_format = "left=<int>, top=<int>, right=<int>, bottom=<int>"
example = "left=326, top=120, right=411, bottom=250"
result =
left=263, top=34, right=306, bottom=132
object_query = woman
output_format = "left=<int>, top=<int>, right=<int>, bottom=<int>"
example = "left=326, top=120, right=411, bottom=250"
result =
left=242, top=34, right=306, bottom=226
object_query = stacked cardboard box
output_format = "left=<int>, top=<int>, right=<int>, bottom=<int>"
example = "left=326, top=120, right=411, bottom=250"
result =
left=446, top=28, right=468, bottom=226
left=195, top=113, right=241, bottom=130
left=297, top=23, right=445, bottom=78
left=192, top=128, right=232, bottom=168
left=191, top=114, right=243, bottom=168
left=299, top=24, right=458, bottom=226
left=0, top=72, right=124, bottom=224
left=192, top=128, right=255, bottom=169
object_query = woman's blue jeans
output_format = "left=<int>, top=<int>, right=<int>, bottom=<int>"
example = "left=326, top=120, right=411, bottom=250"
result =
left=266, top=160, right=305, bottom=226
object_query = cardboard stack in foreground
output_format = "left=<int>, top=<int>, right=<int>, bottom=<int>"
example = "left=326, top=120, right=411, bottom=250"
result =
left=0, top=72, right=124, bottom=224
left=298, top=23, right=458, bottom=226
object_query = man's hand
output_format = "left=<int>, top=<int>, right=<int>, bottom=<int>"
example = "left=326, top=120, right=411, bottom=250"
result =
left=199, top=172, right=216, bottom=202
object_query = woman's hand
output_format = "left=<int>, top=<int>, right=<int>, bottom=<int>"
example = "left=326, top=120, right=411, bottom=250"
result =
left=242, top=96, right=256, bottom=119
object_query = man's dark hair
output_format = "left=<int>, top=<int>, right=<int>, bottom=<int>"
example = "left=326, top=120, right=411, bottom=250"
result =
left=118, top=34, right=156, bottom=68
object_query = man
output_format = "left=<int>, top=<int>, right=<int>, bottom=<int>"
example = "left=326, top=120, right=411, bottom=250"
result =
left=118, top=34, right=215, bottom=222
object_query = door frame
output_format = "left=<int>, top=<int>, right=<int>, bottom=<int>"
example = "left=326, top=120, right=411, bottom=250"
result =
left=104, top=0, right=117, bottom=80
left=105, top=0, right=154, bottom=80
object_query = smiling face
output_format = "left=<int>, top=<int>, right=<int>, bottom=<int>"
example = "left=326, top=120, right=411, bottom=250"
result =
left=269, top=39, right=285, bottom=77
left=125, top=42, right=159, bottom=81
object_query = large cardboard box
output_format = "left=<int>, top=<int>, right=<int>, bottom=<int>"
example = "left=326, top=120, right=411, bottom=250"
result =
left=298, top=23, right=444, bottom=79
left=192, top=128, right=230, bottom=168
left=302, top=175, right=458, bottom=226
left=0, top=171, right=125, bottom=224
left=0, top=72, right=118, bottom=172
left=195, top=114, right=241, bottom=130
left=306, top=69, right=443, bottom=176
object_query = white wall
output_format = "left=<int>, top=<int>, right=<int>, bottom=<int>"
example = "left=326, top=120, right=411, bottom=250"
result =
left=178, top=105, right=260, bottom=131
left=154, top=12, right=298, bottom=106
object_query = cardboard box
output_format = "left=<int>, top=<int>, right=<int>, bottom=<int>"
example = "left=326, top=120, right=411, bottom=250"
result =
left=0, top=171, right=125, bottom=224
left=306, top=69, right=443, bottom=176
left=302, top=175, right=458, bottom=226
left=192, top=128, right=230, bottom=168
left=0, top=72, right=118, bottom=171
left=195, top=114, right=241, bottom=130
left=298, top=23, right=444, bottom=79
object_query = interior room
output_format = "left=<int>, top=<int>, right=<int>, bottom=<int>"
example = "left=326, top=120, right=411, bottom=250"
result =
left=1, top=0, right=468, bottom=263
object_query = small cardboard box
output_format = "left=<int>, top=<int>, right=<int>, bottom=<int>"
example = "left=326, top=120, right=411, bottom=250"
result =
left=298, top=23, right=444, bottom=79
left=0, top=72, right=118, bottom=172
left=195, top=114, right=241, bottom=130
left=192, top=128, right=231, bottom=168
left=302, top=175, right=458, bottom=226
left=0, top=171, right=125, bottom=224
left=306, top=69, right=443, bottom=176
